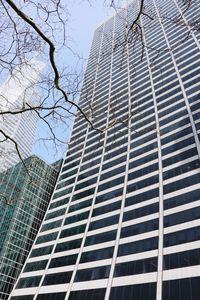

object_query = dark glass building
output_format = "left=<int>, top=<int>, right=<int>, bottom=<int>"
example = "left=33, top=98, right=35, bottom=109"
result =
left=0, top=156, right=59, bottom=299
left=10, top=0, right=200, bottom=299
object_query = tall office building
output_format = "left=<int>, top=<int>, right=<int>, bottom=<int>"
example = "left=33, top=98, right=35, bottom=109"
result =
left=0, top=59, right=44, bottom=172
left=10, top=0, right=200, bottom=299
left=0, top=156, right=60, bottom=299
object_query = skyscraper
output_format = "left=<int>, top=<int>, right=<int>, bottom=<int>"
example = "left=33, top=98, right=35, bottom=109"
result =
left=0, top=156, right=60, bottom=299
left=9, top=0, right=200, bottom=299
left=0, top=59, right=44, bottom=172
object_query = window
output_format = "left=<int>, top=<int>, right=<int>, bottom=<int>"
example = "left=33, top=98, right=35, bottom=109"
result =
left=164, top=226, right=200, bottom=247
left=68, top=289, right=106, bottom=300
left=127, top=175, right=159, bottom=193
left=64, top=210, right=90, bottom=225
left=41, top=219, right=62, bottom=232
left=98, top=176, right=125, bottom=192
left=45, top=208, right=65, bottom=221
left=49, top=197, right=69, bottom=210
left=164, top=173, right=200, bottom=194
left=80, top=247, right=114, bottom=263
left=75, top=177, right=97, bottom=192
left=36, top=293, right=66, bottom=300
left=163, top=277, right=200, bottom=300
left=162, top=136, right=194, bottom=156
left=109, top=282, right=156, bottom=300
left=59, top=224, right=86, bottom=239
left=125, top=188, right=159, bottom=207
left=92, top=201, right=121, bottom=217
left=16, top=276, right=41, bottom=289
left=114, top=257, right=157, bottom=277
left=95, top=188, right=123, bottom=204
left=162, top=147, right=197, bottom=168
left=72, top=188, right=95, bottom=202
left=30, top=245, right=53, bottom=258
left=24, top=260, right=48, bottom=273
left=160, top=117, right=190, bottom=135
left=89, top=214, right=119, bottom=231
left=164, top=189, right=200, bottom=210
left=128, top=162, right=158, bottom=181
left=164, top=248, right=200, bottom=270
left=55, top=238, right=82, bottom=253
left=100, top=165, right=126, bottom=181
left=69, top=199, right=92, bottom=213
left=102, top=155, right=126, bottom=171
left=85, top=230, right=117, bottom=246
left=129, top=151, right=158, bottom=170
left=121, top=219, right=159, bottom=238
left=123, top=202, right=159, bottom=222
left=35, top=232, right=58, bottom=245
left=129, top=141, right=157, bottom=160
left=164, top=206, right=200, bottom=227
left=42, top=272, right=72, bottom=285
left=49, top=254, right=78, bottom=268
left=118, top=237, right=158, bottom=256
left=75, top=265, right=110, bottom=282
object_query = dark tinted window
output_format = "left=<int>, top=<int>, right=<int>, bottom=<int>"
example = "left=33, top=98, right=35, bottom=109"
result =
left=85, top=230, right=117, bottom=246
left=121, top=219, right=159, bottom=238
left=164, top=189, right=200, bottom=210
left=41, top=219, right=62, bottom=232
left=60, top=224, right=86, bottom=239
left=114, top=257, right=157, bottom=277
left=49, top=197, right=69, bottom=210
left=49, top=254, right=78, bottom=268
left=68, top=289, right=105, bottom=300
left=164, top=248, right=200, bottom=270
left=80, top=247, right=114, bottom=263
left=123, top=202, right=159, bottom=222
left=118, top=237, right=158, bottom=256
left=164, top=173, right=200, bottom=194
left=163, top=159, right=200, bottom=181
left=42, top=272, right=72, bottom=285
left=127, top=175, right=159, bottom=193
left=55, top=238, right=82, bottom=253
left=35, top=232, right=58, bottom=244
left=16, top=276, right=41, bottom=289
left=164, top=206, right=200, bottom=227
left=109, top=282, right=156, bottom=300
left=45, top=208, right=65, bottom=221
left=125, top=188, right=159, bottom=207
left=64, top=210, right=90, bottom=225
left=75, top=265, right=110, bottom=282
left=163, top=277, right=200, bottom=300
left=95, top=188, right=123, bottom=204
left=30, top=245, right=53, bottom=258
left=89, top=214, right=119, bottom=231
left=36, top=293, right=66, bottom=300
left=24, top=260, right=48, bottom=272
left=92, top=201, right=121, bottom=217
left=69, top=199, right=92, bottom=213
left=164, top=226, right=200, bottom=247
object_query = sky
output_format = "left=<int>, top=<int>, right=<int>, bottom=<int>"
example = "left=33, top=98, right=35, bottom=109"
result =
left=32, top=1, right=116, bottom=164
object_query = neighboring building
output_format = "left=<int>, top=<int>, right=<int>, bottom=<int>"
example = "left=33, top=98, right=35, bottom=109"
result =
left=0, top=156, right=59, bottom=299
left=9, top=0, right=200, bottom=299
left=0, top=59, right=45, bottom=172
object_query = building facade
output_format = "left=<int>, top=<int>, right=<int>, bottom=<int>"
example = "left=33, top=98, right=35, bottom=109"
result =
left=10, top=0, right=200, bottom=299
left=0, top=59, right=44, bottom=172
left=0, top=156, right=59, bottom=299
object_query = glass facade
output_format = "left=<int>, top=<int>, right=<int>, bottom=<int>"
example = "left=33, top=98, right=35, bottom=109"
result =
left=0, top=60, right=44, bottom=173
left=0, top=156, right=60, bottom=299
left=10, top=0, right=200, bottom=299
